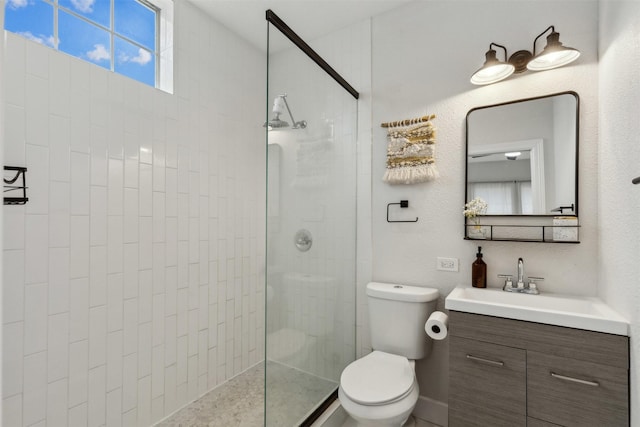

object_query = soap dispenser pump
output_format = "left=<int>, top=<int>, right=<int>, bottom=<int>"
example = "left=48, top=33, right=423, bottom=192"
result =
left=472, top=246, right=487, bottom=288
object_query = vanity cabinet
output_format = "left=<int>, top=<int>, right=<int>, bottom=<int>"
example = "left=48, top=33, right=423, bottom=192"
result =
left=449, top=311, right=629, bottom=427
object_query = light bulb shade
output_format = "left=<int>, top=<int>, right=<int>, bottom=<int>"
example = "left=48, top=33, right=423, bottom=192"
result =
left=505, top=151, right=522, bottom=160
left=527, top=31, right=580, bottom=71
left=470, top=49, right=515, bottom=85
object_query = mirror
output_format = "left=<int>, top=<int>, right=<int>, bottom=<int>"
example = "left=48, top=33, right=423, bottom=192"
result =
left=465, top=92, right=579, bottom=216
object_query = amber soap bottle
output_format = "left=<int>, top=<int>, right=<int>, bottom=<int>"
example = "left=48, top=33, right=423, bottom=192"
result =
left=472, top=246, right=487, bottom=288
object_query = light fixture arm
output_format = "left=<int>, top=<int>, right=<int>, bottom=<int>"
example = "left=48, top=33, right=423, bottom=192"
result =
left=489, top=42, right=509, bottom=61
left=532, top=25, right=555, bottom=56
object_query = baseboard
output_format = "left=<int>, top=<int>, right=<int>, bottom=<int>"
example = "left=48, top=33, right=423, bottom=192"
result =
left=413, top=395, right=448, bottom=427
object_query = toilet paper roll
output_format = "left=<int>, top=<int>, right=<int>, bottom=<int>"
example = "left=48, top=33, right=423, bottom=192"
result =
left=425, top=311, right=449, bottom=340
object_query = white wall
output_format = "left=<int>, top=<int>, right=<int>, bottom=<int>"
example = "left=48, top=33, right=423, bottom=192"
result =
left=1, top=0, right=265, bottom=425
left=598, top=2, right=640, bottom=425
left=370, top=0, right=598, bottom=405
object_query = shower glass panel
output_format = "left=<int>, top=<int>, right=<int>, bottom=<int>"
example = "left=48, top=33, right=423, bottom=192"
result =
left=265, top=18, right=358, bottom=426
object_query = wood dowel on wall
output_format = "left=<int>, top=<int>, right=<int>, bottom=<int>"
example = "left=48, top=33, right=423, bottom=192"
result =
left=380, top=114, right=436, bottom=128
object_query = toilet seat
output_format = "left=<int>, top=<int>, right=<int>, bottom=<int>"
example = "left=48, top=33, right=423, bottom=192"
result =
left=340, top=351, right=415, bottom=406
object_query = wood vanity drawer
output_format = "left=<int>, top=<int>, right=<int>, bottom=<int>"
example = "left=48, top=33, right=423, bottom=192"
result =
left=449, top=311, right=629, bottom=368
left=449, top=336, right=526, bottom=427
left=527, top=351, right=629, bottom=426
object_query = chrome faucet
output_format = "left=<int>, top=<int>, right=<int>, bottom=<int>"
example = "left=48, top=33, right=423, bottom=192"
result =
left=517, top=258, right=525, bottom=287
left=499, top=257, right=543, bottom=295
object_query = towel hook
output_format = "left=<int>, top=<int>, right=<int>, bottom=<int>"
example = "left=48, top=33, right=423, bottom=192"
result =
left=550, top=203, right=574, bottom=214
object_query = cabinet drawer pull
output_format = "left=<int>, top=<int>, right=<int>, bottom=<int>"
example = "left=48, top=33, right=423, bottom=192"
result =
left=551, top=372, right=600, bottom=387
left=466, top=354, right=504, bottom=367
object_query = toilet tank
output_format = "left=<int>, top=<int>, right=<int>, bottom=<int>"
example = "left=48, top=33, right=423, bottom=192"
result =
left=367, top=282, right=439, bottom=359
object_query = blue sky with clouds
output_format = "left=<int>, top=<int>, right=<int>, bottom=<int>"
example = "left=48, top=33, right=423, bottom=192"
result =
left=4, top=0, right=156, bottom=87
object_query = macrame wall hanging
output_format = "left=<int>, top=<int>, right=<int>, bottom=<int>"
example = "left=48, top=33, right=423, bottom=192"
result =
left=381, top=114, right=439, bottom=184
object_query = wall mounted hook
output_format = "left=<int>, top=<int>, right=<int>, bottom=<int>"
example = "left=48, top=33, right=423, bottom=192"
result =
left=387, top=200, right=418, bottom=223
left=550, top=203, right=574, bottom=214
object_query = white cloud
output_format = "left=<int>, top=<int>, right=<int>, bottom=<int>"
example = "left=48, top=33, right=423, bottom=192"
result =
left=86, top=44, right=110, bottom=62
left=119, top=48, right=152, bottom=66
left=71, top=0, right=95, bottom=13
left=7, top=0, right=28, bottom=9
left=18, top=31, right=55, bottom=48
left=131, top=48, right=152, bottom=65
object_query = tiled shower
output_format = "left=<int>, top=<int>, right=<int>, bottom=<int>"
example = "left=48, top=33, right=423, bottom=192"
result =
left=2, top=1, right=266, bottom=425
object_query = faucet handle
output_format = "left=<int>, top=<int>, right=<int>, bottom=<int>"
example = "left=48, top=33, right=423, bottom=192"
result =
left=498, top=274, right=513, bottom=290
left=528, top=277, right=544, bottom=292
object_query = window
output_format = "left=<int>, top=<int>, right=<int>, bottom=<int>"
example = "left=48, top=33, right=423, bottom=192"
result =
left=4, top=0, right=173, bottom=91
left=469, top=181, right=533, bottom=215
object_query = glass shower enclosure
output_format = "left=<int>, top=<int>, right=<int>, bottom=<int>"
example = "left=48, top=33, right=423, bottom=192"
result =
left=264, top=11, right=359, bottom=426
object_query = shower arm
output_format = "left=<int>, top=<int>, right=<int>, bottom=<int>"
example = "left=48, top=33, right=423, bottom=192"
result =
left=281, top=96, right=305, bottom=129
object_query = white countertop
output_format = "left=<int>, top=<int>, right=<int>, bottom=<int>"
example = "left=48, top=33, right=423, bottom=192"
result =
left=445, top=286, right=629, bottom=336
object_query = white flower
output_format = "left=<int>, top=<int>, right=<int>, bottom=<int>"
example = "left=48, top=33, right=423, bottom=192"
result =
left=463, top=197, right=488, bottom=219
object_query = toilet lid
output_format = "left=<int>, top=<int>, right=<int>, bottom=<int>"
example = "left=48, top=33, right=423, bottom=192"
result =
left=340, top=351, right=415, bottom=405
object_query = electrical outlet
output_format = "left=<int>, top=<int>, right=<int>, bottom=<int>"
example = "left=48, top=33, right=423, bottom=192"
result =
left=437, top=257, right=459, bottom=272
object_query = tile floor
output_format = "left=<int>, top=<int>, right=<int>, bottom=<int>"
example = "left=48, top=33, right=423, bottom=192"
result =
left=155, top=363, right=264, bottom=427
left=342, top=417, right=441, bottom=427
left=156, top=361, right=441, bottom=427
left=155, top=360, right=337, bottom=426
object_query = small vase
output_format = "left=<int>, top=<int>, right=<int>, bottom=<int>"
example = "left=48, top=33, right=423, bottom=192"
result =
left=468, top=223, right=487, bottom=239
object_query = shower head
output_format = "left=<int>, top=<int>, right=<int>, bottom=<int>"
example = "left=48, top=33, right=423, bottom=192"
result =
left=266, top=113, right=290, bottom=129
left=264, top=94, right=307, bottom=130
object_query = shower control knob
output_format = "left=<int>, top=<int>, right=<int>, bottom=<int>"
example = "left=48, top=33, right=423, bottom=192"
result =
left=294, top=229, right=313, bottom=252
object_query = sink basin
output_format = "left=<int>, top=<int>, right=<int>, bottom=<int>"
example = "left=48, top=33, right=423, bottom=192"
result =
left=445, top=286, right=628, bottom=335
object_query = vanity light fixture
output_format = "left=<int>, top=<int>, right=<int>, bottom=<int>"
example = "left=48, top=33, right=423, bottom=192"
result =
left=470, top=25, right=580, bottom=85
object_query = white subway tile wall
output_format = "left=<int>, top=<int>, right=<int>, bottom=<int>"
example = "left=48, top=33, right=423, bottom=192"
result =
left=2, top=1, right=266, bottom=425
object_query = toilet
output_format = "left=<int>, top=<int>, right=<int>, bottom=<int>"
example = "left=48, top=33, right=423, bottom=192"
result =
left=338, top=282, right=439, bottom=426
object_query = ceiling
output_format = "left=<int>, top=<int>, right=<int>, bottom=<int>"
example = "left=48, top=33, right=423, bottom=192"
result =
left=189, top=0, right=412, bottom=52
